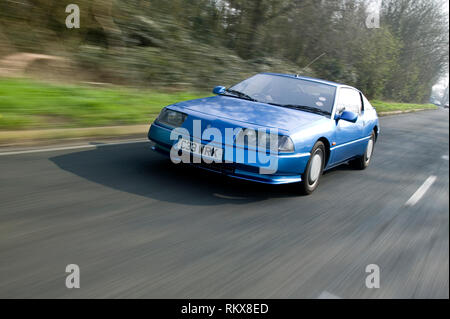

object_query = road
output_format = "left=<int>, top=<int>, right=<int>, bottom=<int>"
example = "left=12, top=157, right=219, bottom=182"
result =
left=0, top=110, right=448, bottom=298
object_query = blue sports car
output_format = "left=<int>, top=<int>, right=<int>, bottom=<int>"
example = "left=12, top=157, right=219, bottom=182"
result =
left=148, top=73, right=379, bottom=194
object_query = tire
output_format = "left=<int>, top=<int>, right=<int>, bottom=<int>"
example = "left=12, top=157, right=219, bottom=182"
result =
left=350, top=131, right=376, bottom=170
left=299, top=141, right=326, bottom=195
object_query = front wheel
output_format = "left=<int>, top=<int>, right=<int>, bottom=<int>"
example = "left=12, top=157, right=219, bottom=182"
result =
left=350, top=131, right=376, bottom=170
left=299, top=141, right=325, bottom=195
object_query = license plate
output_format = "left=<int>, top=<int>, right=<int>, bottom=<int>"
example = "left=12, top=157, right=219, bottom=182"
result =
left=177, top=138, right=223, bottom=161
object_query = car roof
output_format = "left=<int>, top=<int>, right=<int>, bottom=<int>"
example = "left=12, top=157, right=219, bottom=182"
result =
left=261, top=72, right=354, bottom=89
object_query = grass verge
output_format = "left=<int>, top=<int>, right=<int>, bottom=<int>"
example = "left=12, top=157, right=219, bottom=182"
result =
left=0, top=77, right=208, bottom=130
left=371, top=100, right=437, bottom=113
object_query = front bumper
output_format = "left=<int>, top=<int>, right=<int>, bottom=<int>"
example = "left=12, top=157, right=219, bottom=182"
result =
left=148, top=122, right=310, bottom=185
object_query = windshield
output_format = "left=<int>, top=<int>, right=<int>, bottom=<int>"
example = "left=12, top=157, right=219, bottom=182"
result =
left=228, top=74, right=336, bottom=115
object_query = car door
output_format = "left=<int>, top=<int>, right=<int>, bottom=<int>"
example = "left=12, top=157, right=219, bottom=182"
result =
left=332, top=87, right=366, bottom=164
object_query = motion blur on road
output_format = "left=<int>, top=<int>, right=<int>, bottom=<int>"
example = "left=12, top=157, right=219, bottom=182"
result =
left=0, top=109, right=449, bottom=298
left=0, top=0, right=449, bottom=299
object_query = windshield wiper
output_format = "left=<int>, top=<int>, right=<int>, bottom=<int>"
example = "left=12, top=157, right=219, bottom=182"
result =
left=269, top=103, right=331, bottom=116
left=224, top=89, right=258, bottom=102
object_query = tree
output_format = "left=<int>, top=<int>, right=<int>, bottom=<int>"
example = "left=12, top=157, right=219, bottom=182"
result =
left=381, top=0, right=449, bottom=102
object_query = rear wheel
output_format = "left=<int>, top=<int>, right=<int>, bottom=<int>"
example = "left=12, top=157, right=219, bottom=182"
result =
left=350, top=131, right=376, bottom=170
left=299, top=141, right=325, bottom=195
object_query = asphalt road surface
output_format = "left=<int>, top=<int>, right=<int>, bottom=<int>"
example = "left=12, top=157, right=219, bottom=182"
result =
left=0, top=109, right=448, bottom=298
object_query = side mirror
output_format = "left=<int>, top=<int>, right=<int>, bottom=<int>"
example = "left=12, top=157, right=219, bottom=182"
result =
left=335, top=110, right=358, bottom=123
left=213, top=86, right=226, bottom=95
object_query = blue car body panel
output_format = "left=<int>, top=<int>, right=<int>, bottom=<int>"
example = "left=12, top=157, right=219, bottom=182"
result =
left=148, top=73, right=379, bottom=184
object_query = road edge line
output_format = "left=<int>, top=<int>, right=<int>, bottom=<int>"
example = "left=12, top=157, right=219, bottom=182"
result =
left=0, top=139, right=149, bottom=156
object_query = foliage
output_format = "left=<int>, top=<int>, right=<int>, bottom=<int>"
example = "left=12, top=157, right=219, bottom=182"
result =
left=0, top=0, right=448, bottom=102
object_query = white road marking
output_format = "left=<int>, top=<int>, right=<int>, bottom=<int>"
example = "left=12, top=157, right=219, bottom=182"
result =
left=405, top=176, right=437, bottom=207
left=442, top=155, right=449, bottom=161
left=0, top=139, right=148, bottom=156
left=317, top=291, right=342, bottom=299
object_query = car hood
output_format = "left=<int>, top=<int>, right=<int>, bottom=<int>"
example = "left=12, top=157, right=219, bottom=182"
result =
left=176, top=96, right=327, bottom=132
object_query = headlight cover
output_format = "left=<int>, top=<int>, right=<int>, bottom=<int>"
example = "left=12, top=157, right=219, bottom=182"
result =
left=277, top=135, right=295, bottom=153
left=237, top=129, right=294, bottom=153
left=157, top=108, right=187, bottom=128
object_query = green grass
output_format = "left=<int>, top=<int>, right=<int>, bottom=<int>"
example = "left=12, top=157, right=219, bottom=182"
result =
left=371, top=100, right=437, bottom=113
left=0, top=78, right=209, bottom=130
left=0, top=78, right=438, bottom=131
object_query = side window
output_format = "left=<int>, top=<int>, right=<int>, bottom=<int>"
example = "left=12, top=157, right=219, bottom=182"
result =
left=337, top=88, right=362, bottom=114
